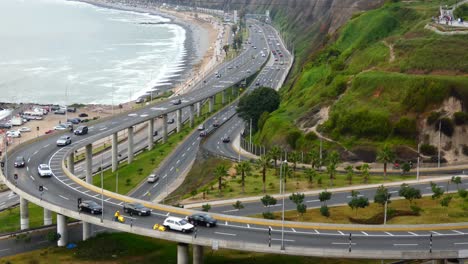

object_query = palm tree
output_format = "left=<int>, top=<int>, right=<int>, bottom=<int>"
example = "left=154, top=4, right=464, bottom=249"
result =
left=304, top=168, right=316, bottom=186
left=214, top=164, right=228, bottom=193
left=256, top=154, right=271, bottom=193
left=235, top=161, right=252, bottom=193
left=345, top=165, right=354, bottom=185
left=268, top=146, right=282, bottom=174
left=289, top=151, right=300, bottom=172
left=361, top=163, right=370, bottom=183
left=377, top=145, right=395, bottom=181
left=326, top=151, right=340, bottom=186
left=308, top=148, right=320, bottom=170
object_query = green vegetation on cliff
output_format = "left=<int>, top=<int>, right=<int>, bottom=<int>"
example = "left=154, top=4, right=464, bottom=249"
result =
left=257, top=1, right=468, bottom=155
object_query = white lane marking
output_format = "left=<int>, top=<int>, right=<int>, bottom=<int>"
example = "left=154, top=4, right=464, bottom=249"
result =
left=389, top=191, right=398, bottom=194
left=27, top=157, right=31, bottom=163
left=215, top=232, right=237, bottom=236
left=43, top=144, right=50, bottom=148
left=187, top=147, right=191, bottom=151
left=163, top=174, right=167, bottom=179
left=38, top=240, right=48, bottom=244
left=0, top=202, right=5, bottom=206
left=192, top=142, right=195, bottom=146
left=332, top=242, right=356, bottom=245
left=222, top=209, right=239, bottom=213
left=0, top=248, right=10, bottom=252
left=128, top=113, right=137, bottom=117
left=166, top=212, right=170, bottom=216
left=272, top=238, right=295, bottom=242
left=170, top=167, right=174, bottom=171
left=385, top=232, right=394, bottom=236
left=394, top=244, right=418, bottom=246
left=338, top=231, right=344, bottom=235
left=105, top=198, right=111, bottom=201
left=225, top=221, right=229, bottom=226
left=59, top=195, right=69, bottom=200
left=152, top=182, right=159, bottom=188
left=452, top=230, right=464, bottom=235
left=305, top=199, right=320, bottom=203
left=361, top=231, right=369, bottom=236
left=315, top=229, right=320, bottom=234
left=431, top=231, right=442, bottom=235
left=454, top=242, right=468, bottom=245
left=118, top=202, right=123, bottom=206
left=29, top=175, right=35, bottom=181
left=182, top=153, right=186, bottom=157
left=84, top=190, right=91, bottom=193
left=176, top=160, right=180, bottom=164
left=247, top=224, right=250, bottom=228
left=33, top=150, right=38, bottom=155
left=408, top=232, right=419, bottom=236
left=99, top=127, right=107, bottom=131
left=43, top=186, right=48, bottom=191
left=140, top=114, right=148, bottom=118
left=291, top=228, right=296, bottom=232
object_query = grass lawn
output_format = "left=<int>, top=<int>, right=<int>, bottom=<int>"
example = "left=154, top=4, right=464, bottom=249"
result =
left=256, top=193, right=468, bottom=225
left=179, top=158, right=414, bottom=203
left=0, top=203, right=56, bottom=233
left=0, top=232, right=393, bottom=264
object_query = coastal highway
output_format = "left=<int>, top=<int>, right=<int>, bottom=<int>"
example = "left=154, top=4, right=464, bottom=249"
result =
left=3, top=20, right=468, bottom=260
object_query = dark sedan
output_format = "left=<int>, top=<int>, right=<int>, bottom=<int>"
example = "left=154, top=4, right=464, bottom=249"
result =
left=78, top=200, right=102, bottom=214
left=187, top=213, right=217, bottom=227
left=123, top=203, right=151, bottom=216
left=14, top=156, right=26, bottom=168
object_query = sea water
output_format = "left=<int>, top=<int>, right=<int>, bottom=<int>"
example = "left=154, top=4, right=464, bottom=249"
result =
left=0, top=0, right=186, bottom=104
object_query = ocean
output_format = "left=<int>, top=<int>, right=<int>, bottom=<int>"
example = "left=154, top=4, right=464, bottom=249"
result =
left=0, top=0, right=187, bottom=105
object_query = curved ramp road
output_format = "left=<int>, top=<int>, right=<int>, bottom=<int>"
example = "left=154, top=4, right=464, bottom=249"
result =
left=2, top=21, right=468, bottom=260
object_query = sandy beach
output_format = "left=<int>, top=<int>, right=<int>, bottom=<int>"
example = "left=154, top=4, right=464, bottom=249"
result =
left=0, top=0, right=228, bottom=151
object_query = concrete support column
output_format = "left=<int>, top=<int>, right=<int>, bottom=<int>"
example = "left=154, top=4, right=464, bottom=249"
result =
left=82, top=222, right=91, bottom=241
left=20, top=197, right=29, bottom=230
left=147, top=119, right=154, bottom=150
left=43, top=208, right=52, bottom=225
left=189, top=105, right=195, bottom=128
left=176, top=109, right=182, bottom=133
left=57, top=214, right=68, bottom=247
left=196, top=102, right=201, bottom=117
left=209, top=96, right=214, bottom=113
left=222, top=90, right=227, bottom=104
left=177, top=243, right=189, bottom=264
left=67, top=152, right=74, bottom=174
left=127, top=126, right=134, bottom=164
left=111, top=133, right=118, bottom=172
left=85, top=144, right=92, bottom=183
left=162, top=114, right=168, bottom=143
left=193, top=245, right=204, bottom=264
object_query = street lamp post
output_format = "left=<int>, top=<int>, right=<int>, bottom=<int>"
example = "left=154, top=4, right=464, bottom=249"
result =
left=416, top=143, right=421, bottom=181
left=280, top=159, right=287, bottom=250
left=100, top=156, right=104, bottom=223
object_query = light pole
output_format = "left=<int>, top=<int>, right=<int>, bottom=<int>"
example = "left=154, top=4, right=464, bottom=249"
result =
left=100, top=156, right=104, bottom=223
left=384, top=199, right=388, bottom=225
left=280, top=159, right=287, bottom=250
left=438, top=120, right=442, bottom=168
left=416, top=143, right=421, bottom=181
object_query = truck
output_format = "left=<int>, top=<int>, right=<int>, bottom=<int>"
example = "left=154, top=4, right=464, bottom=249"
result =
left=11, top=116, right=23, bottom=126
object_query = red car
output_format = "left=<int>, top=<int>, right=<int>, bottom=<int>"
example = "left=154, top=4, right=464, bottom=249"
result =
left=45, top=129, right=54, bottom=134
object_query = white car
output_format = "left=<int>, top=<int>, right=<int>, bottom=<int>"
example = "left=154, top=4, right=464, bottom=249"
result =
left=54, top=124, right=68, bottom=130
left=56, top=135, right=72, bottom=146
left=6, top=130, right=21, bottom=138
left=163, top=216, right=194, bottom=233
left=147, top=174, right=159, bottom=183
left=19, top=127, right=31, bottom=132
left=38, top=164, right=52, bottom=177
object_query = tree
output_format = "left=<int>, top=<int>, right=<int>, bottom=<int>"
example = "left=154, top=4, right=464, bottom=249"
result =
left=282, top=163, right=293, bottom=183
left=345, top=165, right=354, bottom=185
left=326, top=151, right=340, bottom=186
left=202, top=204, right=211, bottom=212
left=256, top=154, right=271, bottom=193
left=222, top=44, right=230, bottom=55
left=232, top=200, right=244, bottom=210
left=360, top=163, right=370, bottom=183
left=320, top=205, right=330, bottom=217
left=348, top=191, right=369, bottom=216
left=374, top=185, right=391, bottom=212
left=231, top=24, right=238, bottom=35
left=308, top=148, right=321, bottom=170
left=268, top=146, right=282, bottom=172
left=398, top=183, right=422, bottom=205
left=237, top=87, right=280, bottom=131
left=319, top=190, right=332, bottom=206
left=430, top=182, right=444, bottom=200
left=289, top=192, right=305, bottom=205
left=297, top=203, right=307, bottom=217
left=214, top=164, right=228, bottom=193
left=261, top=195, right=277, bottom=212
left=376, top=145, right=395, bottom=181
left=289, top=151, right=300, bottom=172
left=451, top=176, right=462, bottom=190
left=304, top=168, right=316, bottom=185
left=235, top=161, right=252, bottom=193
left=440, top=195, right=453, bottom=215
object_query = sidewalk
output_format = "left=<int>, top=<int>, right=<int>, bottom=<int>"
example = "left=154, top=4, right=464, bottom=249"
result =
left=183, top=175, right=468, bottom=208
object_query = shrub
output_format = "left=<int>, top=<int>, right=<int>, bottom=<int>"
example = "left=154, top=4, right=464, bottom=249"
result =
left=420, top=144, right=437, bottom=156
left=427, top=111, right=442, bottom=126
left=410, top=205, right=422, bottom=215
left=262, top=212, right=275, bottom=219
left=393, top=117, right=417, bottom=138
left=320, top=205, right=330, bottom=217
left=458, top=189, right=468, bottom=199
left=453, top=112, right=468, bottom=125
left=202, top=204, right=211, bottom=212
left=435, top=117, right=454, bottom=137
left=305, top=132, right=318, bottom=141
left=286, top=130, right=302, bottom=149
